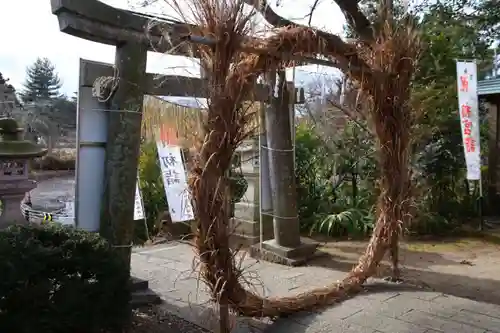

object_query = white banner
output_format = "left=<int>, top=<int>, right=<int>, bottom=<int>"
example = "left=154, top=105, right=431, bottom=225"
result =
left=456, top=61, right=481, bottom=180
left=133, top=182, right=145, bottom=220
left=156, top=142, right=194, bottom=222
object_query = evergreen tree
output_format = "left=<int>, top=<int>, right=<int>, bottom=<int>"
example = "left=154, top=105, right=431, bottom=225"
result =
left=20, top=58, right=62, bottom=103
left=18, top=58, right=76, bottom=148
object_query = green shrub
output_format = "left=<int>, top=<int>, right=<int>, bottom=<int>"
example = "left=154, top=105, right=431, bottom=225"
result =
left=229, top=172, right=248, bottom=203
left=295, top=123, right=376, bottom=237
left=228, top=153, right=248, bottom=217
left=311, top=195, right=375, bottom=238
left=312, top=207, right=374, bottom=237
left=0, top=224, right=130, bottom=333
left=409, top=212, right=455, bottom=236
left=137, top=141, right=166, bottom=243
left=295, top=124, right=334, bottom=231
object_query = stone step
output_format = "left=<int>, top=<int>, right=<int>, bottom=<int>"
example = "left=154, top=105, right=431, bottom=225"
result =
left=130, top=289, right=162, bottom=308
left=130, top=276, right=149, bottom=292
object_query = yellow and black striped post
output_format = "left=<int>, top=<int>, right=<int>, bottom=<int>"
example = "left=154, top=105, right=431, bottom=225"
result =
left=42, top=213, right=53, bottom=224
left=22, top=208, right=30, bottom=222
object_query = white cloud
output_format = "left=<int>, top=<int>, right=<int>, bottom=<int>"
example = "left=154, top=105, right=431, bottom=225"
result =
left=0, top=0, right=346, bottom=96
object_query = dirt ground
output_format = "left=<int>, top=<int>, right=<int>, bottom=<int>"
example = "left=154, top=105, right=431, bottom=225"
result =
left=310, top=231, right=500, bottom=305
left=131, top=308, right=209, bottom=333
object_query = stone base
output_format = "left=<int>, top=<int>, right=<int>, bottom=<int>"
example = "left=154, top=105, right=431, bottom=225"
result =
left=131, top=289, right=162, bottom=308
left=249, top=237, right=320, bottom=266
left=130, top=276, right=162, bottom=308
left=229, top=233, right=259, bottom=249
left=130, top=276, right=149, bottom=291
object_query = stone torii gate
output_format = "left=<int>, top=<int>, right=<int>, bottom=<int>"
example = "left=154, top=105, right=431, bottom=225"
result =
left=51, top=0, right=315, bottom=266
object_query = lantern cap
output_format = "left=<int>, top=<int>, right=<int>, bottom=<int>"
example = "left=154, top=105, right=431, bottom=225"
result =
left=0, top=118, right=48, bottom=159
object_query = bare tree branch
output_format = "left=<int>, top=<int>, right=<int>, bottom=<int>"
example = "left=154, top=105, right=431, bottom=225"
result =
left=303, top=102, right=375, bottom=190
left=307, top=0, right=322, bottom=26
left=305, top=74, right=371, bottom=134
left=325, top=97, right=371, bottom=134
left=334, top=0, right=374, bottom=41
left=246, top=0, right=373, bottom=41
left=244, top=0, right=373, bottom=80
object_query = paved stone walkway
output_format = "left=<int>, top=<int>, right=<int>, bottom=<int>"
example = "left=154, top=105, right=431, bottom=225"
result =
left=131, top=242, right=500, bottom=333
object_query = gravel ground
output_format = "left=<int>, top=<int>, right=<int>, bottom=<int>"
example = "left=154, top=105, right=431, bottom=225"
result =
left=132, top=307, right=211, bottom=333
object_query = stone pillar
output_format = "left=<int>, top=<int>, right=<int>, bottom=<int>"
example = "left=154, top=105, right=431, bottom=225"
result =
left=99, top=42, right=147, bottom=270
left=230, top=138, right=273, bottom=246
left=265, top=71, right=300, bottom=247
left=252, top=71, right=317, bottom=266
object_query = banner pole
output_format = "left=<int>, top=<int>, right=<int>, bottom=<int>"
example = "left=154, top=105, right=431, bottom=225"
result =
left=259, top=105, right=264, bottom=253
left=478, top=177, right=484, bottom=231
left=456, top=59, right=483, bottom=230
left=137, top=176, right=150, bottom=241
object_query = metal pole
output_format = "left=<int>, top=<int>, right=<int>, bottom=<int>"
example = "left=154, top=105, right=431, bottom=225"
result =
left=259, top=114, right=263, bottom=252
left=492, top=46, right=497, bottom=78
left=250, top=16, right=264, bottom=253
left=292, top=64, right=296, bottom=169
left=479, top=178, right=484, bottom=231
left=137, top=176, right=150, bottom=241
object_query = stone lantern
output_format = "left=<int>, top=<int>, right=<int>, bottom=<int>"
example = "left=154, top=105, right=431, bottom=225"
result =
left=0, top=118, right=47, bottom=228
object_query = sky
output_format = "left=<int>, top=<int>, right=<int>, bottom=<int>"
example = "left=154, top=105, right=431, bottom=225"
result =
left=0, top=0, right=347, bottom=99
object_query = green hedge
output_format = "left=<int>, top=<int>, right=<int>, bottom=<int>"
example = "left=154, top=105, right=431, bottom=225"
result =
left=0, top=224, right=131, bottom=333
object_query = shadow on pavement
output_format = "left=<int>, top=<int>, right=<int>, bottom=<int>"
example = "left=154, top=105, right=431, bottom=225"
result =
left=308, top=251, right=500, bottom=306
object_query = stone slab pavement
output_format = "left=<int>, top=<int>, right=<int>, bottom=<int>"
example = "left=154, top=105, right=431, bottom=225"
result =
left=132, top=242, right=500, bottom=333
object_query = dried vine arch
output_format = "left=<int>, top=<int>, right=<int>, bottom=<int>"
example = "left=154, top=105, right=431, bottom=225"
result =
left=163, top=0, right=422, bottom=318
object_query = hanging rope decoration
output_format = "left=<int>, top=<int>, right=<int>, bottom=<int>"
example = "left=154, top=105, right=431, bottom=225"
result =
left=174, top=0, right=423, bottom=319
left=92, top=66, right=120, bottom=103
